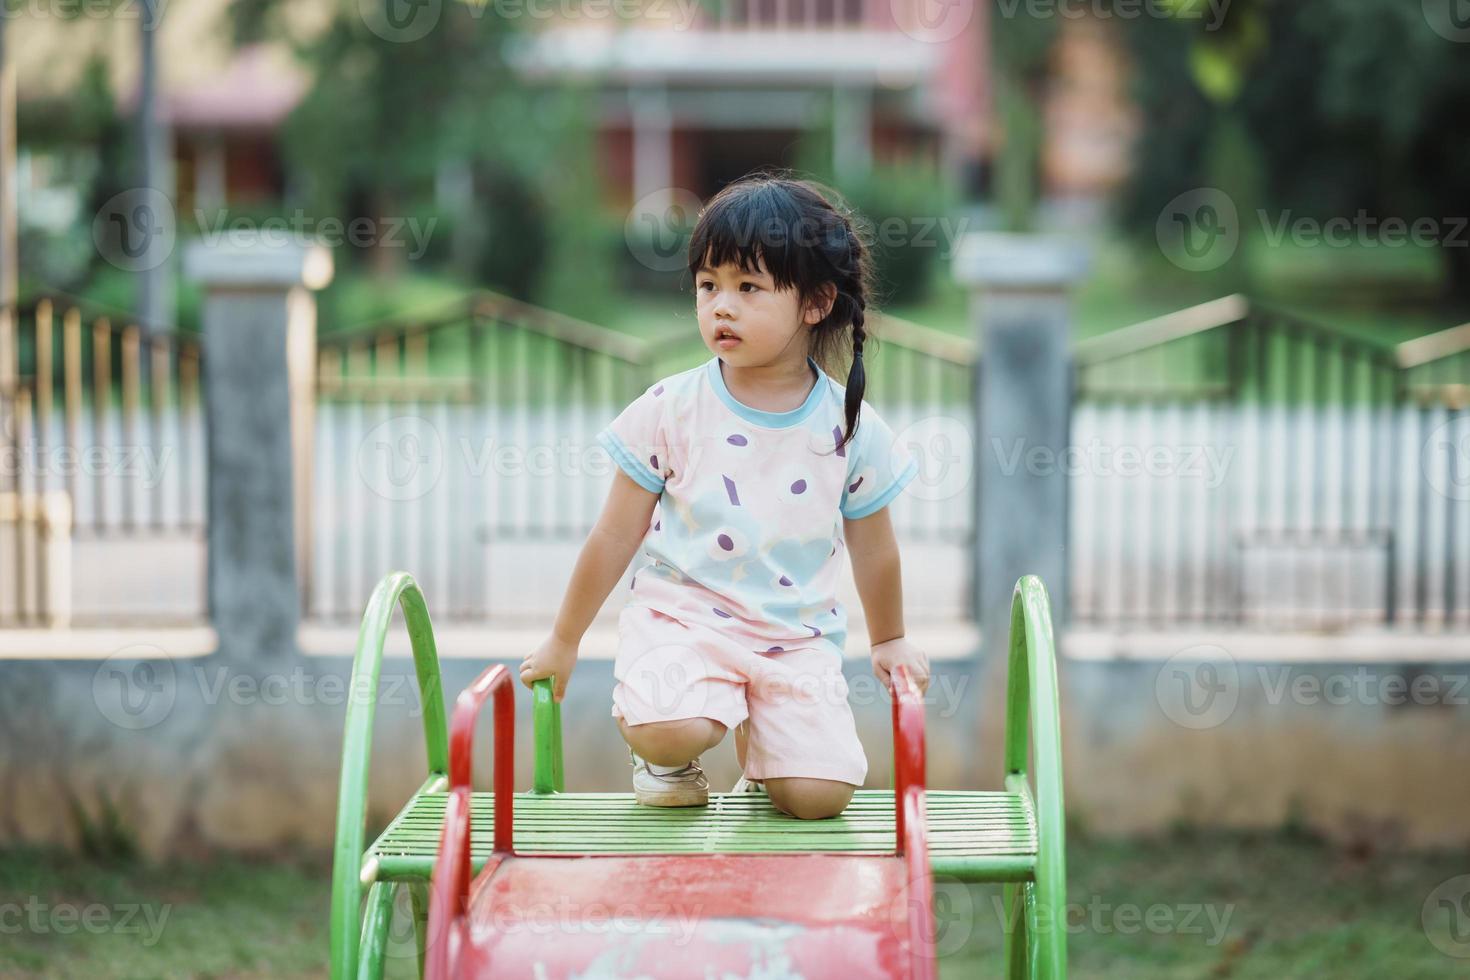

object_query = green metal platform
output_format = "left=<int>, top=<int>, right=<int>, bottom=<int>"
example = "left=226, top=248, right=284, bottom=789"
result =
left=331, top=572, right=1068, bottom=979
left=366, top=788, right=1038, bottom=883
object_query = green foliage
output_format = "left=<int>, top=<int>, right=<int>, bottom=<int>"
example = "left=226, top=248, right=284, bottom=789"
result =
left=273, top=7, right=616, bottom=318
left=65, top=786, right=139, bottom=863
left=791, top=105, right=959, bottom=308
left=989, top=7, right=1059, bottom=231
left=1119, top=0, right=1470, bottom=304
left=840, top=161, right=958, bottom=308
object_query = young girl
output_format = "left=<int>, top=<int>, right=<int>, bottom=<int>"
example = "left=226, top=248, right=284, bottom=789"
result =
left=519, top=174, right=930, bottom=820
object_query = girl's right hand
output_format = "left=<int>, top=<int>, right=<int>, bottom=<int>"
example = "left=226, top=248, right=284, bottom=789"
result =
left=519, top=633, right=578, bottom=703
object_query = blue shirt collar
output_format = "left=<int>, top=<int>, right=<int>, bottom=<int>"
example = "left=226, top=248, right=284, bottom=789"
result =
left=706, top=354, right=826, bottom=429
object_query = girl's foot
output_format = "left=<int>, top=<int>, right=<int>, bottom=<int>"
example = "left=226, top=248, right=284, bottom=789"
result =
left=629, top=749, right=709, bottom=807
left=730, top=774, right=765, bottom=795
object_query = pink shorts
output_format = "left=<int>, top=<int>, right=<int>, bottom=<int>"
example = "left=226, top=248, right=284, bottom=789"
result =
left=610, top=603, right=868, bottom=786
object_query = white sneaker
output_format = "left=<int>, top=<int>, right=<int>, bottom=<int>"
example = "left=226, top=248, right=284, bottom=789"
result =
left=630, top=749, right=709, bottom=807
left=730, top=774, right=765, bottom=796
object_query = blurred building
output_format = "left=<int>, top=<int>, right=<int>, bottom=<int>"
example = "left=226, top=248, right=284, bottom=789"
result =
left=10, top=0, right=1136, bottom=215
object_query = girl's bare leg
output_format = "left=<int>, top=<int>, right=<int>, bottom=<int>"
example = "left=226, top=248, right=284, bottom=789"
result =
left=617, top=716, right=726, bottom=767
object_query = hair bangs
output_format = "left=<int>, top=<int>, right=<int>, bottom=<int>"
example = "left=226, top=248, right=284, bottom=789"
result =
left=686, top=181, right=811, bottom=296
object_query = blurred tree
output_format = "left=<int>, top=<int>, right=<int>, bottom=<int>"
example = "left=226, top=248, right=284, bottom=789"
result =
left=253, top=0, right=612, bottom=313
left=1120, top=0, right=1470, bottom=302
left=989, top=7, right=1058, bottom=232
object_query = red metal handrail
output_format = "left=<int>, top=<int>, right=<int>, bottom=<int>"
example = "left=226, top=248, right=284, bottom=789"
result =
left=891, top=663, right=936, bottom=980
left=425, top=664, right=516, bottom=979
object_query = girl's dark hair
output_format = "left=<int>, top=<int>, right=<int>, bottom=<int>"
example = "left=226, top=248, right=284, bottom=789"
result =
left=685, top=171, right=877, bottom=454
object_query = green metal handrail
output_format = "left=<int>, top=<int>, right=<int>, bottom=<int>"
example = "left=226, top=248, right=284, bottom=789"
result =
left=330, top=572, right=449, bottom=980
left=531, top=678, right=565, bottom=794
left=1002, top=575, right=1067, bottom=980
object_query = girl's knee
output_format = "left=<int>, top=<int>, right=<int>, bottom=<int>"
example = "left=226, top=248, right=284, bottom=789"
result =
left=619, top=716, right=726, bottom=764
left=764, top=777, right=855, bottom=820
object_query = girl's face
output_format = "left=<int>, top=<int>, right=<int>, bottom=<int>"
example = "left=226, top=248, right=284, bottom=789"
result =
left=694, top=255, right=832, bottom=367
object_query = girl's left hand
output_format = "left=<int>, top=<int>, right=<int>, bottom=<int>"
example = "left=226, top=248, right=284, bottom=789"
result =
left=871, top=636, right=930, bottom=696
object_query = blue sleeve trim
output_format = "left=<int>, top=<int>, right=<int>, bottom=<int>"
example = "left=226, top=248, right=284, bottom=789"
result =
left=841, top=456, right=918, bottom=520
left=597, top=428, right=665, bottom=494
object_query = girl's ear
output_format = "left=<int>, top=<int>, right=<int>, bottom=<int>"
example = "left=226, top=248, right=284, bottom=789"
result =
left=804, top=283, right=837, bottom=324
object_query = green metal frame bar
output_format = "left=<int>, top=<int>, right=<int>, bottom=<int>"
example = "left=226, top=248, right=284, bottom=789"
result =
left=531, top=678, right=565, bottom=794
left=1002, top=575, right=1068, bottom=979
left=330, top=572, right=449, bottom=980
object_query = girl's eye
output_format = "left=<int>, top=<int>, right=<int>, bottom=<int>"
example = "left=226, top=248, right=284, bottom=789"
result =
left=741, top=282, right=758, bottom=292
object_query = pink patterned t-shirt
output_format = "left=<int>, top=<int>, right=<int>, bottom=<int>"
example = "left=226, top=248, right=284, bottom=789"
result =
left=595, top=354, right=918, bottom=657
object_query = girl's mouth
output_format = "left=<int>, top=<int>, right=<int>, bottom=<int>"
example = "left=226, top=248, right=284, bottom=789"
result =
left=715, top=329, right=740, bottom=349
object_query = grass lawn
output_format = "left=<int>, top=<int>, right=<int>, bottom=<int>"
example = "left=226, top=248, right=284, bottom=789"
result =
left=1, top=828, right=1461, bottom=979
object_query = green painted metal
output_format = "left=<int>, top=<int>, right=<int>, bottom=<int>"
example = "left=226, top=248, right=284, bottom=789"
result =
left=330, top=572, right=449, bottom=980
left=531, top=678, right=565, bottom=794
left=407, top=881, right=429, bottom=980
left=329, top=573, right=1069, bottom=978
left=1002, top=575, right=1068, bottom=980
left=355, top=882, right=395, bottom=980
left=366, top=790, right=1037, bottom=881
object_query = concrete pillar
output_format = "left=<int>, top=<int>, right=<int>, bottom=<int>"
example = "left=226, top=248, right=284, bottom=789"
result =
left=631, top=84, right=673, bottom=207
left=184, top=239, right=332, bottom=662
left=832, top=84, right=873, bottom=185
left=954, top=233, right=1088, bottom=655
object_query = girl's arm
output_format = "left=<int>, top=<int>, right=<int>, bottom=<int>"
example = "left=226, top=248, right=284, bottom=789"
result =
left=519, top=470, right=659, bottom=699
left=843, top=505, right=930, bottom=694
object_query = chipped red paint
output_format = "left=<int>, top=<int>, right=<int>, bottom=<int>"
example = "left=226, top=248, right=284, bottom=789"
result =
left=426, top=665, right=937, bottom=979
